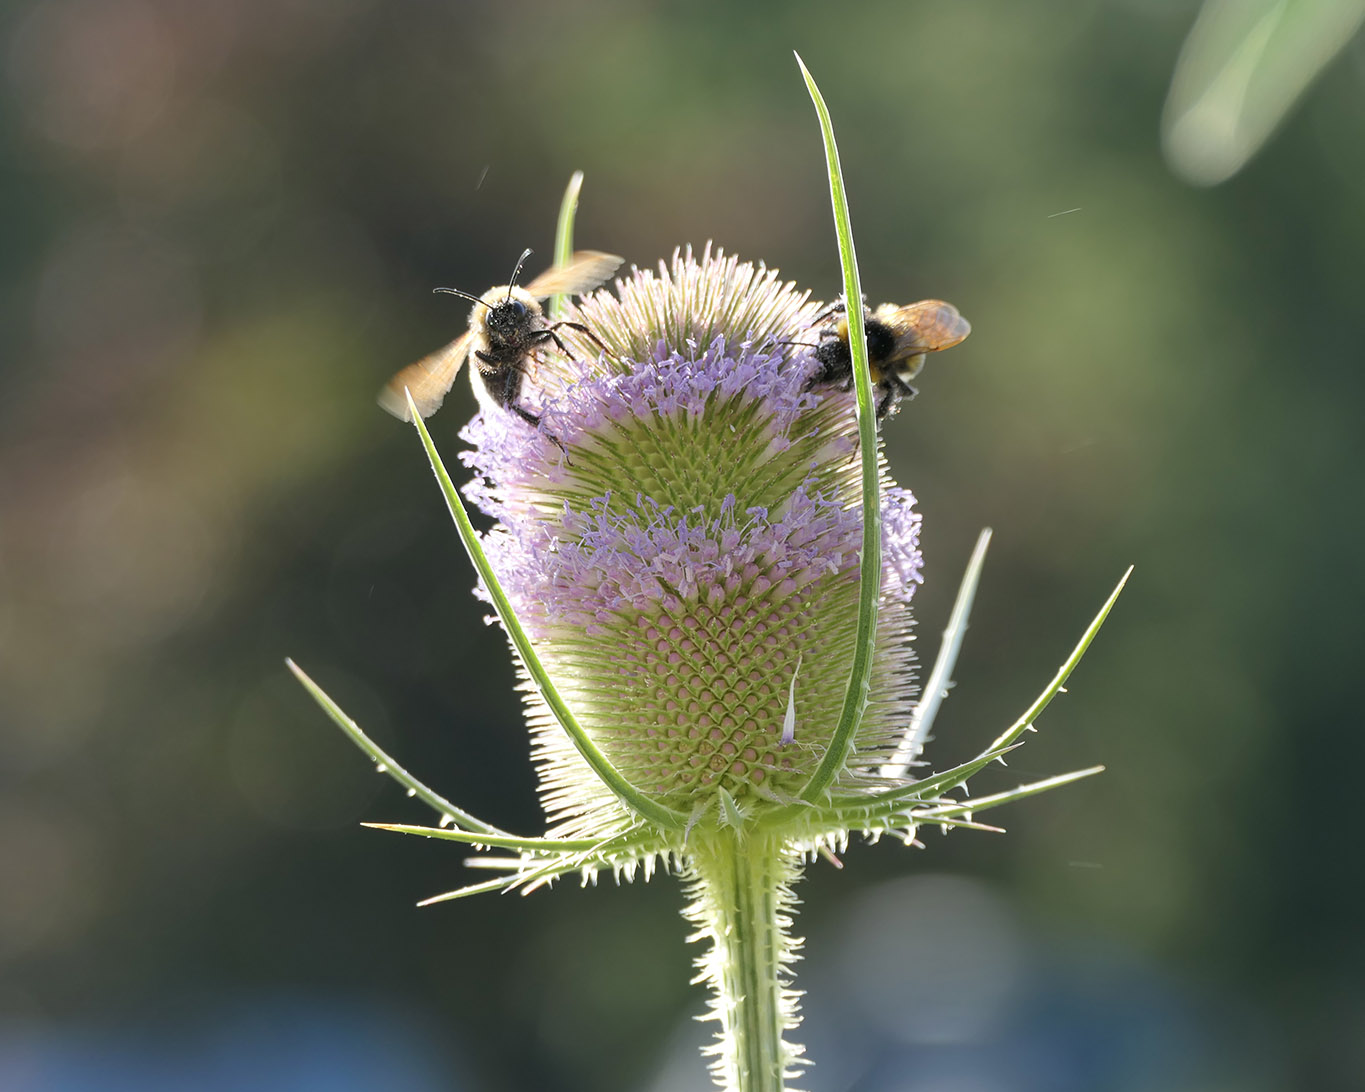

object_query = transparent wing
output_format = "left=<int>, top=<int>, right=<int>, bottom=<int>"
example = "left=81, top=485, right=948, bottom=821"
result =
left=877, top=299, right=971, bottom=353
left=523, top=250, right=624, bottom=298
left=378, top=331, right=473, bottom=421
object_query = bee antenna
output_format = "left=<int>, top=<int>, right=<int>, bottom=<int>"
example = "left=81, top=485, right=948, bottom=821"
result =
left=506, top=247, right=534, bottom=300
left=433, top=287, right=489, bottom=308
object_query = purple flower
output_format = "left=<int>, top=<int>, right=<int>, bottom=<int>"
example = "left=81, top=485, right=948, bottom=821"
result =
left=457, top=245, right=924, bottom=832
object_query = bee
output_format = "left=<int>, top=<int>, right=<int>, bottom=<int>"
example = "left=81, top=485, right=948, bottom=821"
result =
left=806, top=298, right=971, bottom=420
left=379, top=248, right=623, bottom=425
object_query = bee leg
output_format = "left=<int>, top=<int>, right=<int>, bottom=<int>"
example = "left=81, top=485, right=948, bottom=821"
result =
left=530, top=326, right=604, bottom=368
left=889, top=372, right=918, bottom=402
left=810, top=302, right=842, bottom=326
left=771, top=337, right=820, bottom=373
left=544, top=428, right=572, bottom=462
left=810, top=298, right=853, bottom=325
left=492, top=342, right=571, bottom=462
left=530, top=328, right=568, bottom=354
left=875, top=389, right=895, bottom=420
left=811, top=294, right=872, bottom=326
left=875, top=376, right=917, bottom=420
left=545, top=321, right=618, bottom=365
left=507, top=401, right=571, bottom=461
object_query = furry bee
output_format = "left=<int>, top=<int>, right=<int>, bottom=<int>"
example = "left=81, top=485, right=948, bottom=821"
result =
left=807, top=298, right=971, bottom=420
left=379, top=248, right=623, bottom=424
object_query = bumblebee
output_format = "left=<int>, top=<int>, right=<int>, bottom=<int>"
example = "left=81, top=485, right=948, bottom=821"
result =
left=379, top=248, right=622, bottom=425
left=807, top=298, right=971, bottom=420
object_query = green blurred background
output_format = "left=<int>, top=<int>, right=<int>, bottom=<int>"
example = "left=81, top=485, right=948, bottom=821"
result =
left=2, top=1, right=1362, bottom=1089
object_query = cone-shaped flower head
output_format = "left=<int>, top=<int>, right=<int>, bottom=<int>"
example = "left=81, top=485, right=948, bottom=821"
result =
left=460, top=246, right=925, bottom=836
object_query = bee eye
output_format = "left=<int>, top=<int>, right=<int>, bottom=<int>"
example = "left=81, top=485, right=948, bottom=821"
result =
left=509, top=300, right=527, bottom=318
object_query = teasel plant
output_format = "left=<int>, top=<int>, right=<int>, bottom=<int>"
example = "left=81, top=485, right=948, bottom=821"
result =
left=289, top=56, right=1129, bottom=1092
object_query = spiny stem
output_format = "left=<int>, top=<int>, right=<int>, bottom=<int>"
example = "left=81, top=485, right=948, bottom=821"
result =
left=685, top=830, right=805, bottom=1092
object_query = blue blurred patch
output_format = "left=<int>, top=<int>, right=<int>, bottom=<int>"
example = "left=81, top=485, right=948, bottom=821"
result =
left=0, top=993, right=465, bottom=1092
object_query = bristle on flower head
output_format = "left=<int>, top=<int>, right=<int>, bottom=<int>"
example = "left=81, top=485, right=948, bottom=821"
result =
left=459, top=245, right=923, bottom=834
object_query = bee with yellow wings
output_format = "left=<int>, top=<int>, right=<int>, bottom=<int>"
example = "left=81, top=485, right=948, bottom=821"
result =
left=807, top=297, right=971, bottom=420
left=379, top=249, right=623, bottom=426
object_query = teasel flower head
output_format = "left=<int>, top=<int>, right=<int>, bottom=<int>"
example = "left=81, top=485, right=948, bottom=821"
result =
left=290, top=61, right=1127, bottom=1092
left=458, top=244, right=926, bottom=835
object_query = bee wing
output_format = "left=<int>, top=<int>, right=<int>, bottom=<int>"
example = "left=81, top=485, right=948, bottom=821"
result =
left=378, top=330, right=474, bottom=421
left=877, top=300, right=972, bottom=353
left=523, top=250, right=624, bottom=299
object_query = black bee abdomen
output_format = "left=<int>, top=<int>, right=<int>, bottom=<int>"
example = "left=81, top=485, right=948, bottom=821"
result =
left=813, top=336, right=849, bottom=373
left=864, top=319, right=895, bottom=363
left=808, top=335, right=852, bottom=389
left=808, top=316, right=894, bottom=390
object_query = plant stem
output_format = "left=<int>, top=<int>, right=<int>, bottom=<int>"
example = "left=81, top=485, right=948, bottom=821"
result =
left=684, top=829, right=804, bottom=1092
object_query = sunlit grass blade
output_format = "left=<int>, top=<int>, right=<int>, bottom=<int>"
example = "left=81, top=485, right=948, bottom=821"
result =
left=918, top=765, right=1106, bottom=820
left=286, top=657, right=510, bottom=837
left=416, top=874, right=520, bottom=906
left=548, top=169, right=585, bottom=321
left=817, top=745, right=1018, bottom=819
left=497, top=847, right=622, bottom=899
left=915, top=815, right=1005, bottom=834
left=362, top=822, right=607, bottom=852
left=416, top=838, right=645, bottom=904
left=363, top=823, right=666, bottom=871
left=405, top=392, right=688, bottom=830
left=985, top=567, right=1132, bottom=754
left=513, top=832, right=668, bottom=893
left=462, top=856, right=527, bottom=871
left=881, top=528, right=992, bottom=778
left=794, top=52, right=881, bottom=803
